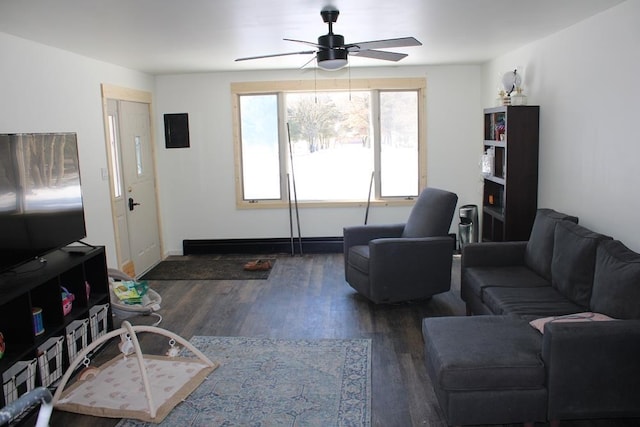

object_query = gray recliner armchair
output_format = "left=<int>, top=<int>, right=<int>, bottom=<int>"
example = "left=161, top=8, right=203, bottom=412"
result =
left=343, top=187, right=458, bottom=303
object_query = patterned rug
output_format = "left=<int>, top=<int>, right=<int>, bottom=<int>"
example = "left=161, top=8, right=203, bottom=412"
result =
left=115, top=336, right=371, bottom=426
left=140, top=257, right=276, bottom=280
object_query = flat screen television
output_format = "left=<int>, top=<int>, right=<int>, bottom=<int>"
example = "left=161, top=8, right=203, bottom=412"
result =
left=0, top=132, right=86, bottom=273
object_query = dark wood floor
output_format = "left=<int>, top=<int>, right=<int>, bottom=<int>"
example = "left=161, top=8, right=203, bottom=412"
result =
left=48, top=254, right=637, bottom=427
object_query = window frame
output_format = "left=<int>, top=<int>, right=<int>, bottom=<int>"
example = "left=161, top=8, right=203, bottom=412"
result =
left=231, top=78, right=427, bottom=209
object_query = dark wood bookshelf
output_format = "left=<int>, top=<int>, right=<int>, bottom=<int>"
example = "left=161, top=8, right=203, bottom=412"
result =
left=482, top=105, right=540, bottom=242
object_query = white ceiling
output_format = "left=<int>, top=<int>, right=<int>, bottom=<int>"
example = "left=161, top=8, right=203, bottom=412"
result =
left=0, top=0, right=625, bottom=75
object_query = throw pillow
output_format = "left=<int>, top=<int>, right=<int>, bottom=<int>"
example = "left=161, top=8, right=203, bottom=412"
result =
left=551, top=221, right=612, bottom=308
left=529, top=312, right=616, bottom=334
left=524, top=209, right=578, bottom=281
left=591, top=240, right=640, bottom=319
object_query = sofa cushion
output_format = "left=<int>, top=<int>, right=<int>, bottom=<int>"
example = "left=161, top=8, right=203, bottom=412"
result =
left=551, top=221, right=612, bottom=308
left=483, top=286, right=584, bottom=319
left=422, top=316, right=545, bottom=391
left=463, top=266, right=550, bottom=302
left=524, top=209, right=578, bottom=281
left=591, top=240, right=640, bottom=319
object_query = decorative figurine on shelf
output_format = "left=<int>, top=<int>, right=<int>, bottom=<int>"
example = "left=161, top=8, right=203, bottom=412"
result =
left=496, top=90, right=507, bottom=106
left=501, top=69, right=524, bottom=106
left=502, top=69, right=521, bottom=96
left=511, top=87, right=528, bottom=105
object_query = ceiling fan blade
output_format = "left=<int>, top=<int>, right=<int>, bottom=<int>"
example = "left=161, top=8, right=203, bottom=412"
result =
left=235, top=50, right=316, bottom=62
left=300, top=55, right=318, bottom=69
left=283, top=38, right=323, bottom=49
left=350, top=49, right=408, bottom=62
left=347, top=37, right=422, bottom=52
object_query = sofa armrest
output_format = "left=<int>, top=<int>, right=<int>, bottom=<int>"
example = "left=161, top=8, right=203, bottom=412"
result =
left=343, top=223, right=405, bottom=275
left=343, top=223, right=404, bottom=258
left=541, top=320, right=640, bottom=420
left=461, top=241, right=527, bottom=268
left=368, top=236, right=454, bottom=296
left=343, top=223, right=405, bottom=248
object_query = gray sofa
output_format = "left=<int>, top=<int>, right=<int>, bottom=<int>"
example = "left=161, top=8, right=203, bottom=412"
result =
left=422, top=208, right=640, bottom=425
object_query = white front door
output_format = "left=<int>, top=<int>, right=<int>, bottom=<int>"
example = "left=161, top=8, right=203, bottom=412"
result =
left=116, top=100, right=161, bottom=276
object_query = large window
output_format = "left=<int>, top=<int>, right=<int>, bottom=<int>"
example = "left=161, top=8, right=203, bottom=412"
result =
left=240, top=94, right=280, bottom=200
left=232, top=78, right=426, bottom=207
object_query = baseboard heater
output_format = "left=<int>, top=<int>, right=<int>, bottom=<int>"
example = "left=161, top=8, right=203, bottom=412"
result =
left=183, top=237, right=343, bottom=255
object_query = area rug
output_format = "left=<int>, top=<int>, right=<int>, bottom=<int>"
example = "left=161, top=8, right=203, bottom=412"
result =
left=115, top=336, right=371, bottom=426
left=140, top=257, right=276, bottom=280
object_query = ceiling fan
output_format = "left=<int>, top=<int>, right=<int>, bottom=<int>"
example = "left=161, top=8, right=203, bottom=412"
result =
left=235, top=7, right=422, bottom=71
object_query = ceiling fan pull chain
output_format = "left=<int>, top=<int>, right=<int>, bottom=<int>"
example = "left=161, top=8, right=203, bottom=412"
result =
left=349, top=65, right=352, bottom=101
left=314, top=66, right=317, bottom=104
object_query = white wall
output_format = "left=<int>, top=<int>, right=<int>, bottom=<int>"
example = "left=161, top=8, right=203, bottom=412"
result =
left=482, top=0, right=640, bottom=251
left=0, top=32, right=154, bottom=266
left=154, top=65, right=483, bottom=255
left=6, top=2, right=636, bottom=262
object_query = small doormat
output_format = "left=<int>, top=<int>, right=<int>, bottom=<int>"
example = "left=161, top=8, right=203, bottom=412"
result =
left=140, top=257, right=275, bottom=280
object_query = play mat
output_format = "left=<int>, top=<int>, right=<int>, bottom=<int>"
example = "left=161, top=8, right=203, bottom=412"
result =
left=53, top=321, right=219, bottom=423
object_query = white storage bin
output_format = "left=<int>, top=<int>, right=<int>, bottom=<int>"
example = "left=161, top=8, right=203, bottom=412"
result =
left=2, top=359, right=37, bottom=405
left=37, top=336, right=64, bottom=387
left=89, top=303, right=110, bottom=342
left=65, top=318, right=89, bottom=365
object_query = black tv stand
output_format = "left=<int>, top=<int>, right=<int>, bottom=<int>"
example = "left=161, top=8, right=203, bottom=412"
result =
left=1, top=257, right=48, bottom=277
left=0, top=246, right=113, bottom=406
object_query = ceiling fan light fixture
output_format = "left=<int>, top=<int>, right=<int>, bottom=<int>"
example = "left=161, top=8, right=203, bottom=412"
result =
left=235, top=8, right=419, bottom=70
left=317, top=49, right=348, bottom=70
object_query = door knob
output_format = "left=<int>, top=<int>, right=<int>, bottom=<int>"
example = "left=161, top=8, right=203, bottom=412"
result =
left=128, top=197, right=141, bottom=211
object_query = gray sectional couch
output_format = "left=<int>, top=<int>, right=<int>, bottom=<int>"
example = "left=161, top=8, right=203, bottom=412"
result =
left=422, top=208, right=640, bottom=425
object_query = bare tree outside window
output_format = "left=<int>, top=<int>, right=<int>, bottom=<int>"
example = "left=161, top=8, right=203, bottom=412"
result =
left=233, top=78, right=425, bottom=206
left=286, top=92, right=373, bottom=201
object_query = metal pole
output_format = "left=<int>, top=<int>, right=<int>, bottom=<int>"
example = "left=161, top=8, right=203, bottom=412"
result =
left=287, top=173, right=294, bottom=256
left=364, top=171, right=374, bottom=225
left=286, top=123, right=303, bottom=255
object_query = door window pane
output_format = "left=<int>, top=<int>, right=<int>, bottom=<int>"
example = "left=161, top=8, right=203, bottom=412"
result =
left=134, top=136, right=143, bottom=176
left=380, top=91, right=419, bottom=197
left=108, top=115, right=123, bottom=198
left=286, top=91, right=372, bottom=201
left=239, top=94, right=280, bottom=200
